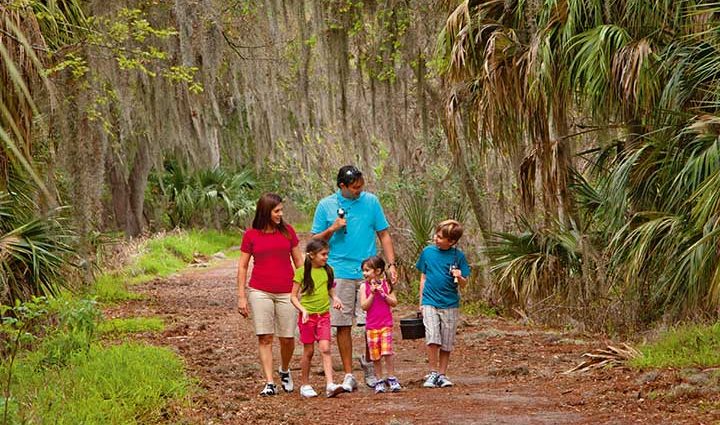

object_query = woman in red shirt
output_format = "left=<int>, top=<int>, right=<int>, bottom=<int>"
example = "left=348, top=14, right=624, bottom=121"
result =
left=237, top=193, right=303, bottom=396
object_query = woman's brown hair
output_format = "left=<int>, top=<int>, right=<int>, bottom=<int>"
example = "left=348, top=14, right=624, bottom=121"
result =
left=251, top=193, right=290, bottom=238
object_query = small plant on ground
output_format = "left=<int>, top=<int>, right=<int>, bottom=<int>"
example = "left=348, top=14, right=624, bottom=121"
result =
left=630, top=323, right=720, bottom=369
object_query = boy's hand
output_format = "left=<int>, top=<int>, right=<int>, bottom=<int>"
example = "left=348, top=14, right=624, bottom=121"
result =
left=450, top=268, right=462, bottom=279
left=332, top=297, right=343, bottom=310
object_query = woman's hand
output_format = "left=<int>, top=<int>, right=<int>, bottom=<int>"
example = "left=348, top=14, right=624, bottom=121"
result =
left=332, top=297, right=343, bottom=310
left=237, top=296, right=249, bottom=318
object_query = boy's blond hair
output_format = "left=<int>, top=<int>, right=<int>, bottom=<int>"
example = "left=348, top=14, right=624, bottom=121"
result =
left=435, top=219, right=464, bottom=242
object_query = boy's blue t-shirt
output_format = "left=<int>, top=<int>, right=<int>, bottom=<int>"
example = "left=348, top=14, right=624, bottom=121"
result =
left=416, top=245, right=471, bottom=309
left=311, top=191, right=389, bottom=279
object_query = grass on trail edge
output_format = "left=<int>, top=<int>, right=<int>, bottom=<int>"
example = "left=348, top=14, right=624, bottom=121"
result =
left=92, top=229, right=241, bottom=303
left=631, top=322, right=720, bottom=369
left=98, top=317, right=165, bottom=335
left=9, top=342, right=190, bottom=424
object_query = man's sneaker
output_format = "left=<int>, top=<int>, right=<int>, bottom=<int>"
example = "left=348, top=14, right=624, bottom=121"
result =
left=359, top=354, right=378, bottom=387
left=299, top=384, right=317, bottom=398
left=387, top=376, right=401, bottom=392
left=326, top=383, right=345, bottom=398
left=341, top=373, right=358, bottom=392
left=259, top=382, right=277, bottom=396
left=423, top=371, right=439, bottom=388
left=278, top=368, right=294, bottom=392
left=374, top=380, right=387, bottom=394
left=436, top=374, right=454, bottom=388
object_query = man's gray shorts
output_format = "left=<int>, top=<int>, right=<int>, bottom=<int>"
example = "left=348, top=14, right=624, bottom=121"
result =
left=331, top=278, right=366, bottom=327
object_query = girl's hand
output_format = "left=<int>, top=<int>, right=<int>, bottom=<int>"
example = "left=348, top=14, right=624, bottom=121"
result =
left=238, top=297, right=249, bottom=318
left=332, top=297, right=343, bottom=310
left=301, top=310, right=309, bottom=324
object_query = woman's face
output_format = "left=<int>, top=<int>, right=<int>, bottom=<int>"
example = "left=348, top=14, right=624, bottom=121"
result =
left=270, top=203, right=284, bottom=226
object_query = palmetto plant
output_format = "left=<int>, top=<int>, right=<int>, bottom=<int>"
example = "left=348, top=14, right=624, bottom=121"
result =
left=154, top=163, right=256, bottom=229
left=0, top=189, right=75, bottom=304
left=440, top=0, right=720, bottom=322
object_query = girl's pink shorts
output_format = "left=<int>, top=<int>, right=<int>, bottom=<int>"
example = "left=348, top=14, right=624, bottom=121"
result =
left=298, top=311, right=331, bottom=344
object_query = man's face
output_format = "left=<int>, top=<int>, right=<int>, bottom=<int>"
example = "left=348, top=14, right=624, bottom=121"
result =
left=340, top=177, right=364, bottom=199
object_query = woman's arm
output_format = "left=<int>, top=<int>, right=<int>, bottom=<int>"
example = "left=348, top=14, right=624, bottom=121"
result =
left=359, top=283, right=374, bottom=311
left=236, top=252, right=251, bottom=317
left=290, top=245, right=303, bottom=269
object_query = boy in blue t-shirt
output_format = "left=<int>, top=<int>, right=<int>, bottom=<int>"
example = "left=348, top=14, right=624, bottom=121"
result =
left=415, top=219, right=470, bottom=388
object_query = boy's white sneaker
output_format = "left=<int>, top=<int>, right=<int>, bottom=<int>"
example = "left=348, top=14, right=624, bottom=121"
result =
left=341, top=373, right=358, bottom=392
left=278, top=367, right=293, bottom=392
left=423, top=371, right=440, bottom=388
left=436, top=374, right=454, bottom=388
left=326, top=382, right=345, bottom=398
left=299, top=384, right=317, bottom=398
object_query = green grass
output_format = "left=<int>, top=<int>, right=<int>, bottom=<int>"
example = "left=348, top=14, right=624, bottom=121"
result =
left=461, top=300, right=498, bottom=317
left=630, top=323, right=720, bottom=369
left=98, top=317, right=165, bottom=335
left=10, top=342, right=190, bottom=424
left=90, top=229, right=241, bottom=303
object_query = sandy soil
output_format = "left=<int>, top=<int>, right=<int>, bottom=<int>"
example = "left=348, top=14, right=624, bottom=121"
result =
left=105, top=257, right=720, bottom=425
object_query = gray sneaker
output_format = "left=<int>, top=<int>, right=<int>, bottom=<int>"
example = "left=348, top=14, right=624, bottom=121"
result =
left=278, top=368, right=293, bottom=392
left=341, top=373, right=358, bottom=392
left=359, top=354, right=378, bottom=387
left=326, top=382, right=345, bottom=398
left=423, top=371, right=439, bottom=388
left=436, top=374, right=454, bottom=388
left=374, top=380, right=387, bottom=394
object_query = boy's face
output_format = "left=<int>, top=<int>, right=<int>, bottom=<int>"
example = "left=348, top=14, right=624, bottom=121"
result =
left=433, top=232, right=456, bottom=250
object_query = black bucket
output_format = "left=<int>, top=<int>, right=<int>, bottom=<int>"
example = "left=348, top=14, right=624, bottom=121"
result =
left=400, top=313, right=425, bottom=340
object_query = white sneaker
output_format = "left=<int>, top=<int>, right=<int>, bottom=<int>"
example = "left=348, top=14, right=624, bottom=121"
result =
left=299, top=384, right=317, bottom=398
left=326, top=382, right=345, bottom=398
left=359, top=354, right=378, bottom=387
left=341, top=373, right=358, bottom=392
left=278, top=367, right=293, bottom=392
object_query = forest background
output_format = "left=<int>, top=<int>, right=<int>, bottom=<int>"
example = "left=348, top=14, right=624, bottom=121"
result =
left=5, top=0, right=720, bottom=355
left=6, top=0, right=720, bottom=422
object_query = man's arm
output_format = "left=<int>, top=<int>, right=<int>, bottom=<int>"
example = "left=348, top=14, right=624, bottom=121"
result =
left=311, top=201, right=345, bottom=241
left=377, top=229, right=397, bottom=283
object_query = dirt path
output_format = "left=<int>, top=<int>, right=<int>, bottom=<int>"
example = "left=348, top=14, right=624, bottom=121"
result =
left=107, top=257, right=720, bottom=424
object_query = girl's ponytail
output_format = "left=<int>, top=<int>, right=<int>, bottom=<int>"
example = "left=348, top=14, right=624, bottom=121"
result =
left=302, top=254, right=315, bottom=294
left=324, top=264, right=334, bottom=292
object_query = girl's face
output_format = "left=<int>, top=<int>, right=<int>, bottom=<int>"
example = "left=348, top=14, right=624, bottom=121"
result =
left=309, top=248, right=329, bottom=267
left=362, top=264, right=382, bottom=281
left=270, top=203, right=284, bottom=226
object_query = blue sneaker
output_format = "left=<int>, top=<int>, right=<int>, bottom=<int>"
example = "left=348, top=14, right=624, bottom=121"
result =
left=374, top=380, right=387, bottom=394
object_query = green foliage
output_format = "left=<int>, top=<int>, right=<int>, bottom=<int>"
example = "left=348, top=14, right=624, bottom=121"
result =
left=9, top=342, right=189, bottom=424
left=92, top=229, right=239, bottom=304
left=90, top=274, right=143, bottom=304
left=461, top=300, right=498, bottom=317
left=149, top=162, right=256, bottom=229
left=631, top=323, right=720, bottom=369
left=98, top=317, right=164, bottom=335
left=0, top=188, right=76, bottom=305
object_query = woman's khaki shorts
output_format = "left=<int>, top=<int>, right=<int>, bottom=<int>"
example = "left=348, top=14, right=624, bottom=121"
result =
left=248, top=288, right=297, bottom=337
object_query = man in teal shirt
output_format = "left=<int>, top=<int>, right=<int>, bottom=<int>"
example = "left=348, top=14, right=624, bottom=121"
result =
left=312, top=165, right=397, bottom=391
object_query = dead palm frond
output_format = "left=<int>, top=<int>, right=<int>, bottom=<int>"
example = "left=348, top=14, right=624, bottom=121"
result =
left=564, top=343, right=641, bottom=374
